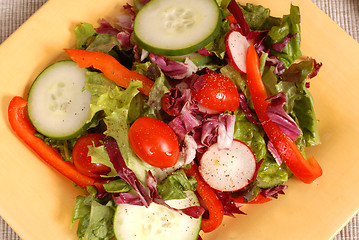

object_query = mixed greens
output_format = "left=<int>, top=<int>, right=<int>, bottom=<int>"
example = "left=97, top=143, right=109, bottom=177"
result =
left=8, top=0, right=323, bottom=239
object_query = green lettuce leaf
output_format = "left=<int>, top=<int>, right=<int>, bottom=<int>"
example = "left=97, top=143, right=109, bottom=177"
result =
left=240, top=3, right=270, bottom=30
left=74, top=22, right=97, bottom=50
left=261, top=66, right=320, bottom=147
left=269, top=4, right=302, bottom=68
left=256, top=158, right=289, bottom=188
left=72, top=187, right=115, bottom=240
left=292, top=88, right=320, bottom=147
left=233, top=110, right=267, bottom=162
left=87, top=144, right=117, bottom=177
left=103, top=179, right=132, bottom=193
left=86, top=34, right=120, bottom=53
left=157, top=169, right=197, bottom=201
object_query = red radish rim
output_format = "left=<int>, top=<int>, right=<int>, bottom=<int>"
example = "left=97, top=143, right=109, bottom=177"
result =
left=225, top=30, right=250, bottom=73
left=198, top=139, right=256, bottom=192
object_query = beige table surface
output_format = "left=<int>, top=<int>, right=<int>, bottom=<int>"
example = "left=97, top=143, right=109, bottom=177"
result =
left=1, top=0, right=358, bottom=239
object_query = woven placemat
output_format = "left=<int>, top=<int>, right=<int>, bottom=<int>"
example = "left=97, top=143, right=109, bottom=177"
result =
left=0, top=0, right=358, bottom=239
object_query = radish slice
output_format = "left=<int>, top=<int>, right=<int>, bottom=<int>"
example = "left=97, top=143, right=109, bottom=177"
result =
left=225, top=30, right=251, bottom=73
left=198, top=140, right=256, bottom=192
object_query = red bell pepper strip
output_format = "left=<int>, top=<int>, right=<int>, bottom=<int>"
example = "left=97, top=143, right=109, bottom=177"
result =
left=65, top=49, right=154, bottom=96
left=8, top=96, right=104, bottom=192
left=184, top=162, right=224, bottom=233
left=246, top=45, right=322, bottom=184
left=232, top=194, right=272, bottom=204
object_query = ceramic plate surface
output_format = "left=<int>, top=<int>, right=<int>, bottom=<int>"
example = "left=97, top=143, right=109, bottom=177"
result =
left=1, top=0, right=359, bottom=239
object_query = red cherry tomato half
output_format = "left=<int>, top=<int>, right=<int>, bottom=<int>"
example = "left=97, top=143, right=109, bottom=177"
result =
left=192, top=73, right=239, bottom=112
left=73, top=133, right=111, bottom=178
left=128, top=116, right=179, bottom=168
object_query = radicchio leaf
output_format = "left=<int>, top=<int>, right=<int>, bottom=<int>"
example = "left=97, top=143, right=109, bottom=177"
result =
left=115, top=3, right=135, bottom=33
left=308, top=58, right=323, bottom=79
left=112, top=192, right=145, bottom=206
left=182, top=135, right=198, bottom=165
left=150, top=53, right=196, bottom=79
left=272, top=33, right=297, bottom=52
left=200, top=117, right=220, bottom=147
left=266, top=55, right=286, bottom=75
left=95, top=19, right=120, bottom=35
left=162, top=88, right=191, bottom=117
left=217, top=113, right=236, bottom=149
left=227, top=0, right=250, bottom=36
left=103, top=137, right=151, bottom=207
left=168, top=112, right=202, bottom=141
left=260, top=185, right=288, bottom=199
left=247, top=30, right=269, bottom=49
left=266, top=92, right=301, bottom=141
left=96, top=4, right=136, bottom=49
left=189, top=74, right=206, bottom=92
left=200, top=113, right=236, bottom=150
left=267, top=141, right=282, bottom=165
left=197, top=47, right=212, bottom=56
left=215, top=191, right=246, bottom=217
left=238, top=92, right=260, bottom=125
left=138, top=0, right=151, bottom=5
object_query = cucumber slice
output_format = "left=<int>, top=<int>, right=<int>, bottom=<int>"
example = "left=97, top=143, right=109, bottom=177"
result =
left=134, top=0, right=221, bottom=56
left=27, top=60, right=91, bottom=139
left=113, top=191, right=201, bottom=240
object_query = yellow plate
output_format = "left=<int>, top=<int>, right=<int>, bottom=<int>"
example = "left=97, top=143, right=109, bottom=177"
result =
left=0, top=0, right=358, bottom=239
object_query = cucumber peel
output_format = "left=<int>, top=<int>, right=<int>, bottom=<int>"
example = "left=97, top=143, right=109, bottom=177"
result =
left=134, top=0, right=222, bottom=56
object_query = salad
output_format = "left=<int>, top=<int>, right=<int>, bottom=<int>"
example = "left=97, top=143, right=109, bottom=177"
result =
left=7, top=0, right=323, bottom=239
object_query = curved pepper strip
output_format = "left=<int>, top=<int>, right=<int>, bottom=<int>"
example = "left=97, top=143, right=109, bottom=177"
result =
left=246, top=45, right=322, bottom=184
left=8, top=96, right=104, bottom=192
left=65, top=49, right=154, bottom=96
left=184, top=162, right=224, bottom=233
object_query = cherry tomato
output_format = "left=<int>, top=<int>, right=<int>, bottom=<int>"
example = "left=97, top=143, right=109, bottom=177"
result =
left=73, top=133, right=111, bottom=178
left=192, top=73, right=239, bottom=112
left=128, top=116, right=179, bottom=168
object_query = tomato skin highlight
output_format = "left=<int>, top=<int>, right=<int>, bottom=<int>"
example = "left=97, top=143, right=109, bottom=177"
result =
left=73, top=133, right=111, bottom=178
left=192, top=73, right=239, bottom=112
left=128, top=117, right=179, bottom=168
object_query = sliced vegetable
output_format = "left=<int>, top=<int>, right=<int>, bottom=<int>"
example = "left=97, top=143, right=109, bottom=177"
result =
left=72, top=133, right=111, bottom=178
left=8, top=96, right=103, bottom=191
left=128, top=116, right=180, bottom=168
left=133, top=0, right=222, bottom=56
left=192, top=72, right=240, bottom=112
left=167, top=53, right=212, bottom=67
left=246, top=44, right=322, bottom=183
left=65, top=49, right=154, bottom=95
left=184, top=162, right=224, bottom=233
left=113, top=191, right=201, bottom=240
left=225, top=30, right=251, bottom=73
left=27, top=60, right=92, bottom=139
left=199, top=140, right=256, bottom=192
